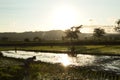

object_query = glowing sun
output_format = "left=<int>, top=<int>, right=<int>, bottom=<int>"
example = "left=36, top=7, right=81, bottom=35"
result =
left=52, top=5, right=79, bottom=30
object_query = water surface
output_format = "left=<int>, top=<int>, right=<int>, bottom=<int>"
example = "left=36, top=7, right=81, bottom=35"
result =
left=2, top=50, right=120, bottom=74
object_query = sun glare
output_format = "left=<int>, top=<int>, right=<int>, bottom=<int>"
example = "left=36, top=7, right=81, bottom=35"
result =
left=60, top=54, right=71, bottom=66
left=52, top=5, right=79, bottom=30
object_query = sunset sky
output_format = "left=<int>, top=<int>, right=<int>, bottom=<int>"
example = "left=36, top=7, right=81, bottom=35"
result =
left=0, top=0, right=120, bottom=32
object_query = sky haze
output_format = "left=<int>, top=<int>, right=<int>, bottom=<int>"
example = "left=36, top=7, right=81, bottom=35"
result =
left=0, top=0, right=120, bottom=32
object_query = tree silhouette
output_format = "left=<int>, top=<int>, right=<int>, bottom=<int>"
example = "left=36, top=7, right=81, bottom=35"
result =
left=93, top=28, right=105, bottom=40
left=33, top=37, right=41, bottom=42
left=1, top=37, right=8, bottom=41
left=65, top=25, right=83, bottom=41
left=24, top=38, right=30, bottom=42
left=65, top=25, right=82, bottom=57
left=114, top=19, right=120, bottom=32
left=116, top=19, right=120, bottom=26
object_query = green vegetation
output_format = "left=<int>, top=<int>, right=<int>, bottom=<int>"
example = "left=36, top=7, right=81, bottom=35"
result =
left=0, top=57, right=24, bottom=80
left=19, top=46, right=68, bottom=51
left=64, top=25, right=82, bottom=40
left=93, top=28, right=105, bottom=40
left=0, top=46, right=68, bottom=52
left=115, top=19, right=120, bottom=32
left=0, top=56, right=120, bottom=80
left=79, top=45, right=120, bottom=55
left=0, top=45, right=120, bottom=55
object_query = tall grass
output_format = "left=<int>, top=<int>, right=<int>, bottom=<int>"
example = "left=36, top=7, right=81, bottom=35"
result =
left=0, top=56, right=120, bottom=80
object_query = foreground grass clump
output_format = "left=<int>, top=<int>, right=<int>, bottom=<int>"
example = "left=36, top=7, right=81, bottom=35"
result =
left=0, top=56, right=86, bottom=80
left=0, top=56, right=120, bottom=80
left=0, top=57, right=24, bottom=80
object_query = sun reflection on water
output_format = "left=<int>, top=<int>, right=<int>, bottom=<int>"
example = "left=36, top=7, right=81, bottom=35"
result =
left=59, top=54, right=71, bottom=66
left=2, top=51, right=95, bottom=67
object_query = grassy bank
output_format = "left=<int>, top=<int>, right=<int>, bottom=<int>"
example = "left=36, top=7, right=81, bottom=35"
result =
left=0, top=56, right=120, bottom=80
left=0, top=45, right=120, bottom=56
left=0, top=56, right=24, bottom=80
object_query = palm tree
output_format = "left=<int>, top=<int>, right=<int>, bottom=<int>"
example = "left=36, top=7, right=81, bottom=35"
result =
left=93, top=28, right=105, bottom=40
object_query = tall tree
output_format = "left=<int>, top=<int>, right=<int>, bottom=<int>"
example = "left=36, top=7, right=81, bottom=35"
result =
left=65, top=25, right=82, bottom=41
left=93, top=28, right=105, bottom=40
left=65, top=25, right=82, bottom=57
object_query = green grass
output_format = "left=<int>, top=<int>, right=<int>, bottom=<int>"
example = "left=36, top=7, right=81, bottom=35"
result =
left=0, top=57, right=24, bottom=80
left=82, top=45, right=120, bottom=55
left=0, top=46, right=15, bottom=51
left=0, top=45, right=120, bottom=55
left=0, top=56, right=120, bottom=80
left=19, top=46, right=68, bottom=51
left=0, top=46, right=68, bottom=51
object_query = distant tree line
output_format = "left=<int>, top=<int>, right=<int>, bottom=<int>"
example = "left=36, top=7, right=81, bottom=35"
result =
left=0, top=19, right=120, bottom=43
left=24, top=37, right=41, bottom=42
